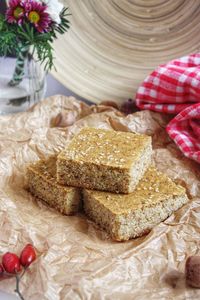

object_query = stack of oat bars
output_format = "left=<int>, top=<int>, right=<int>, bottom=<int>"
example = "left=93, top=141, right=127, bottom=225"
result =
left=27, top=127, right=188, bottom=241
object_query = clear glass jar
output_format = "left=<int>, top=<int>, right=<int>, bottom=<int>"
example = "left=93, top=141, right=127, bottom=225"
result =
left=0, top=55, right=46, bottom=115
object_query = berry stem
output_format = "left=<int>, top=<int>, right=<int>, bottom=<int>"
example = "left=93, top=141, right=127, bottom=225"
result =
left=15, top=274, right=25, bottom=300
left=19, top=267, right=27, bottom=279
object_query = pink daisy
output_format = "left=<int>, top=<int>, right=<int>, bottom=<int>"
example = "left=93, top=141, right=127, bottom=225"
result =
left=6, top=0, right=25, bottom=25
left=26, top=1, right=52, bottom=33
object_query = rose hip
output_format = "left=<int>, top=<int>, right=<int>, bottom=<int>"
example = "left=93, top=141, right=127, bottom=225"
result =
left=2, top=252, right=21, bottom=274
left=185, top=256, right=200, bottom=288
left=20, top=244, right=36, bottom=267
left=120, top=98, right=138, bottom=114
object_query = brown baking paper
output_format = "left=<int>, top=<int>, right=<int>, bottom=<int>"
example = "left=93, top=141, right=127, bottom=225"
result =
left=0, top=95, right=199, bottom=300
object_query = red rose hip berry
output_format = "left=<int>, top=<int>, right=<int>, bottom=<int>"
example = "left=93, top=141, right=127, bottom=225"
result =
left=2, top=253, right=21, bottom=274
left=185, top=256, right=200, bottom=288
left=120, top=98, right=138, bottom=115
left=20, top=244, right=36, bottom=267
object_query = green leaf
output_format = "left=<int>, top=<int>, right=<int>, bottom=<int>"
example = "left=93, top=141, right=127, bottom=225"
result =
left=0, top=13, right=6, bottom=32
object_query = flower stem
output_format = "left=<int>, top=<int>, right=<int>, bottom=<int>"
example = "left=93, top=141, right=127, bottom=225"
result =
left=15, top=274, right=25, bottom=300
left=9, top=45, right=30, bottom=87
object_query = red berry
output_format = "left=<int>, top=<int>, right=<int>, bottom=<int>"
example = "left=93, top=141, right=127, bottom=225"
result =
left=2, top=252, right=21, bottom=274
left=120, top=98, right=138, bottom=115
left=185, top=256, right=200, bottom=288
left=20, top=244, right=36, bottom=267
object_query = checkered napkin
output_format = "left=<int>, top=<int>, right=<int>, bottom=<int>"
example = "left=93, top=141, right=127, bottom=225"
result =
left=135, top=54, right=200, bottom=163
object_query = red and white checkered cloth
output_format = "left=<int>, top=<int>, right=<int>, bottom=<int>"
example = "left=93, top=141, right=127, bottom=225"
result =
left=136, top=54, right=200, bottom=163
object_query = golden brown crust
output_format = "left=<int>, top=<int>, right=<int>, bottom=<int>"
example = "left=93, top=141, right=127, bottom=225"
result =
left=83, top=167, right=188, bottom=241
left=57, top=128, right=152, bottom=193
left=84, top=167, right=186, bottom=214
left=58, top=127, right=151, bottom=168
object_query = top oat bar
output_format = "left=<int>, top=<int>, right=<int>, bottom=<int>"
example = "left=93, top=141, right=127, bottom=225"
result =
left=57, top=127, right=152, bottom=193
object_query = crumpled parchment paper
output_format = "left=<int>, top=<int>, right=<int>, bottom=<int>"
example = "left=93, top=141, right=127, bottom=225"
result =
left=0, top=95, right=199, bottom=300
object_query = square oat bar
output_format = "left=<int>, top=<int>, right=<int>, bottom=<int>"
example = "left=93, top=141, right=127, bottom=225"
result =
left=57, top=127, right=152, bottom=193
left=83, top=167, right=188, bottom=241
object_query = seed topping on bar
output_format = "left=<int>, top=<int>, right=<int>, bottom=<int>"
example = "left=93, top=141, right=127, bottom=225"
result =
left=60, top=127, right=151, bottom=168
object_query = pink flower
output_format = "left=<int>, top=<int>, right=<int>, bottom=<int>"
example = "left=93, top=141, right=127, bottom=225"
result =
left=26, top=1, right=52, bottom=32
left=6, top=0, right=52, bottom=32
left=6, top=0, right=25, bottom=25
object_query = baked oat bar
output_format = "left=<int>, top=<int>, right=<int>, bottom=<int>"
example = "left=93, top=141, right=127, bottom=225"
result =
left=57, top=127, right=152, bottom=193
left=27, top=156, right=81, bottom=215
left=83, top=167, right=188, bottom=241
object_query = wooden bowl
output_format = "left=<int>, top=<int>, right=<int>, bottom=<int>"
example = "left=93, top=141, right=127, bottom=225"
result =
left=52, top=0, right=200, bottom=104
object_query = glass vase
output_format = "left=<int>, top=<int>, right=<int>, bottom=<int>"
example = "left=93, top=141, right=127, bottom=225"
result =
left=0, top=55, right=46, bottom=115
